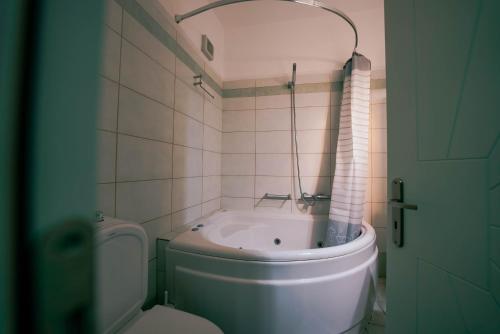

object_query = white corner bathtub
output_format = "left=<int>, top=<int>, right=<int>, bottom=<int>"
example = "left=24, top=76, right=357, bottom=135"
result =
left=164, top=210, right=378, bottom=334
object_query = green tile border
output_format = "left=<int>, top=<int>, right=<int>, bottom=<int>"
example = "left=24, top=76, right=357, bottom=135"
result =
left=114, top=0, right=386, bottom=100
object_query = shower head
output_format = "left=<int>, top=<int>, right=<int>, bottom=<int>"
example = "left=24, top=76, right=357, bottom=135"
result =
left=288, top=63, right=297, bottom=89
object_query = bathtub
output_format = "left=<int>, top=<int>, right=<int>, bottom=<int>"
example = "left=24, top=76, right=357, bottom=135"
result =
left=164, top=210, right=378, bottom=334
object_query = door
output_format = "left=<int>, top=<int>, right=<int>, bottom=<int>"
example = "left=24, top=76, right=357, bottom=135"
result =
left=385, top=0, right=500, bottom=333
left=0, top=1, right=105, bottom=333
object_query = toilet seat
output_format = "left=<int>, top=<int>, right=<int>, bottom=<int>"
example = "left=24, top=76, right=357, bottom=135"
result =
left=122, top=305, right=223, bottom=334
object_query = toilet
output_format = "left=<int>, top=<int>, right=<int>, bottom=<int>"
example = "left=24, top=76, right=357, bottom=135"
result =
left=96, top=217, right=223, bottom=334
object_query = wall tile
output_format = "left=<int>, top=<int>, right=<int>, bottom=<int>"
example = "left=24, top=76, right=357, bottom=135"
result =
left=256, top=108, right=291, bottom=131
left=101, top=27, right=121, bottom=81
left=255, top=176, right=291, bottom=199
left=202, top=198, right=221, bottom=216
left=292, top=200, right=331, bottom=215
left=203, top=176, right=221, bottom=202
left=97, top=130, right=116, bottom=183
left=105, top=0, right=122, bottom=33
left=204, top=100, right=222, bottom=131
left=372, top=202, right=388, bottom=228
left=256, top=154, right=292, bottom=176
left=172, top=145, right=202, bottom=178
left=372, top=153, right=387, bottom=178
left=372, top=178, right=387, bottom=203
left=172, top=205, right=202, bottom=232
left=371, top=103, right=387, bottom=129
left=203, top=151, right=221, bottom=176
left=372, top=128, right=387, bottom=153
left=116, top=180, right=172, bottom=223
left=116, top=135, right=172, bottom=181
left=122, top=12, right=175, bottom=73
left=203, top=126, right=222, bottom=153
left=120, top=40, right=174, bottom=107
left=293, top=176, right=331, bottom=199
left=221, top=197, right=254, bottom=210
left=256, top=131, right=291, bottom=153
left=295, top=106, right=331, bottom=130
left=172, top=177, right=203, bottom=212
left=223, top=97, right=255, bottom=111
left=222, top=176, right=254, bottom=198
left=222, top=154, right=255, bottom=175
left=296, top=130, right=330, bottom=153
left=223, top=110, right=255, bottom=132
left=294, top=154, right=330, bottom=177
left=174, top=111, right=203, bottom=149
left=363, top=202, right=372, bottom=225
left=98, top=77, right=118, bottom=131
left=222, top=132, right=255, bottom=153
left=142, top=215, right=171, bottom=259
left=256, top=94, right=290, bottom=109
left=118, top=86, right=173, bottom=142
left=175, top=79, right=203, bottom=122
left=97, top=183, right=115, bottom=216
left=295, top=91, right=331, bottom=108
left=254, top=198, right=292, bottom=214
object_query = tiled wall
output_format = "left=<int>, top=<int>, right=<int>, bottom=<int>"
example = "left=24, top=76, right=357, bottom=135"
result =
left=97, top=0, right=222, bottom=307
left=221, top=75, right=388, bottom=274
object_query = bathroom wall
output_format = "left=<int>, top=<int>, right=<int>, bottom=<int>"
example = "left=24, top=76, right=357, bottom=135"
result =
left=97, top=0, right=223, bottom=307
left=221, top=72, right=388, bottom=274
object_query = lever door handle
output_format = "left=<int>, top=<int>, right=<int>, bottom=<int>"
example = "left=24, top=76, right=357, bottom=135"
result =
left=388, top=200, right=418, bottom=210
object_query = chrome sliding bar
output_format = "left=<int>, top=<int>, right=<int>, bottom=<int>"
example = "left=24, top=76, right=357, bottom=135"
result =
left=302, top=194, right=331, bottom=201
left=263, top=193, right=291, bottom=200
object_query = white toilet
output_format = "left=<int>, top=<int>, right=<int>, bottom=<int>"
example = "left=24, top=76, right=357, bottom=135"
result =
left=96, top=217, right=223, bottom=334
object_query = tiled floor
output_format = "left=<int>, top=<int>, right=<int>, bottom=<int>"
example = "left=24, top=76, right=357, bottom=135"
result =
left=363, top=278, right=386, bottom=334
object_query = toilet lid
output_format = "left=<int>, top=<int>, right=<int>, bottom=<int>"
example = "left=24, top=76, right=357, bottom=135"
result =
left=122, top=305, right=223, bottom=334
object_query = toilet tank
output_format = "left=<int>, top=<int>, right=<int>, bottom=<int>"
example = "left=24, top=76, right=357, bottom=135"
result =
left=96, top=217, right=148, bottom=334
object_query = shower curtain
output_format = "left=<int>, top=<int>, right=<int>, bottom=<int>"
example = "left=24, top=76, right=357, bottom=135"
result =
left=325, top=53, right=371, bottom=246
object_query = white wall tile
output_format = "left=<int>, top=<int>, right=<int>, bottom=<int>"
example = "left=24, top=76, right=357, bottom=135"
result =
left=203, top=176, right=221, bottom=201
left=98, top=77, right=118, bottom=131
left=256, top=154, right=291, bottom=176
left=223, top=97, right=255, bottom=111
left=372, top=153, right=387, bottom=178
left=222, top=154, right=255, bottom=175
left=175, top=79, right=203, bottom=122
left=118, top=87, right=173, bottom=142
left=365, top=178, right=372, bottom=202
left=371, top=89, right=387, bottom=104
left=122, top=12, right=175, bottom=73
left=256, top=108, right=291, bottom=131
left=172, top=205, right=202, bottom=232
left=172, top=145, right=202, bottom=178
left=371, top=203, right=388, bottom=228
left=204, top=100, right=222, bottom=131
left=97, top=130, right=116, bottom=183
left=142, top=215, right=171, bottom=259
left=101, top=27, right=121, bottom=81
left=295, top=154, right=330, bottom=177
left=371, top=103, right=387, bottom=129
left=203, top=126, right=222, bottom=152
left=372, top=178, right=387, bottom=203
left=175, top=56, right=199, bottom=88
left=296, top=130, right=330, bottom=153
left=293, top=176, right=331, bottom=199
left=120, top=40, right=174, bottom=107
left=295, top=91, right=331, bottom=107
left=256, top=94, right=290, bottom=109
left=202, top=198, right=221, bottom=216
left=97, top=183, right=115, bottom=216
left=105, top=0, right=122, bottom=33
left=223, top=110, right=255, bottom=132
left=254, top=198, right=292, bottom=214
left=256, top=131, right=291, bottom=153
left=371, top=129, right=387, bottom=153
left=172, top=177, right=203, bottom=212
left=295, top=106, right=331, bottom=130
left=255, top=176, right=291, bottom=199
left=292, top=199, right=331, bottom=215
left=363, top=202, right=372, bottom=225
left=203, top=151, right=221, bottom=176
left=222, top=132, right=255, bottom=153
left=116, top=135, right=172, bottom=181
left=221, top=197, right=254, bottom=210
left=174, top=111, right=203, bottom=149
left=222, top=176, right=254, bottom=198
left=116, top=180, right=172, bottom=223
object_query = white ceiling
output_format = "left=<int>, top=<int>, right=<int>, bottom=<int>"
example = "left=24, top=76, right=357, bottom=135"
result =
left=210, top=0, right=384, bottom=28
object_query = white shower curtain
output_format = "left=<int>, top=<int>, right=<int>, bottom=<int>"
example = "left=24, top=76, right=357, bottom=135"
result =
left=325, top=53, right=371, bottom=246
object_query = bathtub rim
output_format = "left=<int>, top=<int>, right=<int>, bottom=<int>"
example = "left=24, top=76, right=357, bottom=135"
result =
left=169, top=210, right=377, bottom=262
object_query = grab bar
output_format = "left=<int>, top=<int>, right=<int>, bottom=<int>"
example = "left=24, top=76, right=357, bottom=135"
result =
left=263, top=193, right=291, bottom=200
left=302, top=194, right=331, bottom=201
left=193, top=75, right=215, bottom=99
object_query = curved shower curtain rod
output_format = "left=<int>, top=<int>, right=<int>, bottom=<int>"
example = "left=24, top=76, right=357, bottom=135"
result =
left=175, top=0, right=359, bottom=50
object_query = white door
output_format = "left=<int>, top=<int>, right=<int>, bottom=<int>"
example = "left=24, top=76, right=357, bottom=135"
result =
left=385, top=0, right=500, bottom=333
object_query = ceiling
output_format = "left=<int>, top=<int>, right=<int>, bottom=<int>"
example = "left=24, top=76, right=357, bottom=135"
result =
left=209, top=0, right=384, bottom=28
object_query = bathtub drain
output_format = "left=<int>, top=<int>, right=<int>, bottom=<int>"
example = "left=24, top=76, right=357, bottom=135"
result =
left=274, top=238, right=281, bottom=245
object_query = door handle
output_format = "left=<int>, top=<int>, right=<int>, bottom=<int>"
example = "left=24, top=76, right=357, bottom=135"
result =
left=388, top=200, right=418, bottom=210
